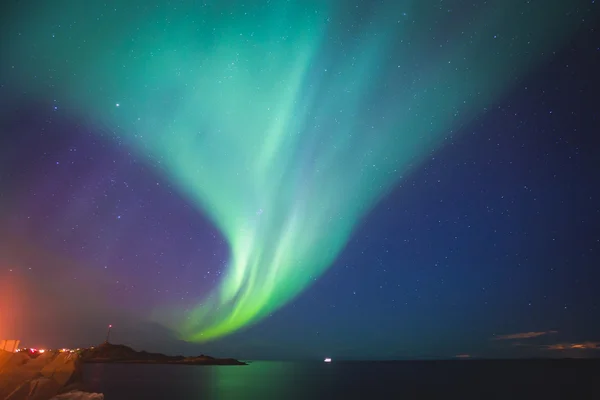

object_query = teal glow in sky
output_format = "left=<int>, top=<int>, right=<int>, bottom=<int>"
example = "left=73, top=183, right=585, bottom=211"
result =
left=1, top=0, right=583, bottom=342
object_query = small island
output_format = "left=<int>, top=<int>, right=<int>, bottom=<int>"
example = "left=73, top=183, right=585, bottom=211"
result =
left=80, top=342, right=247, bottom=366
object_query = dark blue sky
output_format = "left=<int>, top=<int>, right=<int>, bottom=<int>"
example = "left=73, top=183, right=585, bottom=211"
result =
left=0, top=1, right=599, bottom=360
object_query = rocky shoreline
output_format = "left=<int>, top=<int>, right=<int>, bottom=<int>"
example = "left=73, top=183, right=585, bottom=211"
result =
left=0, top=343, right=245, bottom=399
left=0, top=349, right=101, bottom=400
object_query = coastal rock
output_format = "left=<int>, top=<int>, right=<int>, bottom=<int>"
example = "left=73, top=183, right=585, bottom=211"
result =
left=5, top=377, right=61, bottom=400
left=41, top=353, right=80, bottom=386
left=0, top=350, right=91, bottom=400
left=0, top=350, right=41, bottom=399
left=0, top=351, right=29, bottom=374
left=50, top=391, right=104, bottom=400
left=0, top=351, right=13, bottom=372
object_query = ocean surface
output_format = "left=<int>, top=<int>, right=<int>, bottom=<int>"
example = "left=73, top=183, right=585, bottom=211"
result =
left=82, top=360, right=600, bottom=399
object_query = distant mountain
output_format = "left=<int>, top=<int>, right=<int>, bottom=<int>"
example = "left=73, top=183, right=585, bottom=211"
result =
left=80, top=342, right=246, bottom=365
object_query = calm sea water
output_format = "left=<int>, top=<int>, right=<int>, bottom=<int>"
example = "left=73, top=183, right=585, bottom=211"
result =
left=82, top=360, right=600, bottom=399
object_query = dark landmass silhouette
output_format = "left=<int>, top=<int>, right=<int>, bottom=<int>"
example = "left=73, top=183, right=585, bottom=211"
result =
left=80, top=342, right=246, bottom=365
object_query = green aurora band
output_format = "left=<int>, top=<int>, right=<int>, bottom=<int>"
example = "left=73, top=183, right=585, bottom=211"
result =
left=1, top=0, right=588, bottom=341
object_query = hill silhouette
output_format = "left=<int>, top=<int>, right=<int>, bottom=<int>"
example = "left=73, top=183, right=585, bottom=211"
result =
left=80, top=342, right=246, bottom=365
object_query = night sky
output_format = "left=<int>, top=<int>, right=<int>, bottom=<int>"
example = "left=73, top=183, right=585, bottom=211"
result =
left=1, top=0, right=599, bottom=360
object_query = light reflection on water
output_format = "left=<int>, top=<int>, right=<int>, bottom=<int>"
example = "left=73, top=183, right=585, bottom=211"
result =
left=83, top=360, right=594, bottom=399
left=84, top=361, right=335, bottom=399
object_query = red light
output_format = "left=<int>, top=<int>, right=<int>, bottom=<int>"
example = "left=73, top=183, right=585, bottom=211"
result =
left=109, top=324, right=112, bottom=328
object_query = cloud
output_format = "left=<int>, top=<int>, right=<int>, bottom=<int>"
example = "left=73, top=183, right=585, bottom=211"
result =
left=455, top=354, right=471, bottom=358
left=492, top=331, right=557, bottom=341
left=543, top=342, right=600, bottom=351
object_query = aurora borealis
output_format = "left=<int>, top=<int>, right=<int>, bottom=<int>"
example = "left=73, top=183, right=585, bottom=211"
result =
left=1, top=0, right=599, bottom=359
